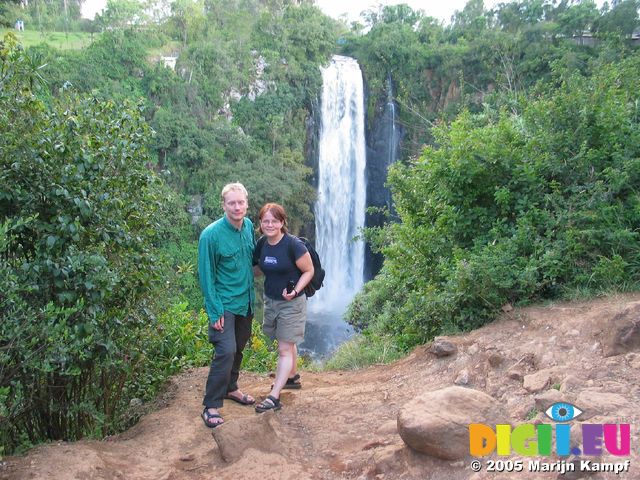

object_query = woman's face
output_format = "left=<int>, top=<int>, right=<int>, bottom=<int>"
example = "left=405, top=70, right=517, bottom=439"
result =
left=260, top=210, right=284, bottom=238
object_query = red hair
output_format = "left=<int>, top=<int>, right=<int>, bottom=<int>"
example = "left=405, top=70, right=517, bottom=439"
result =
left=258, top=203, right=288, bottom=234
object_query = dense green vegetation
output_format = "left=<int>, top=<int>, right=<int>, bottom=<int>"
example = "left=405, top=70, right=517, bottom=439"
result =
left=1, top=33, right=194, bottom=452
left=0, top=28, right=93, bottom=49
left=1, top=0, right=639, bottom=457
left=350, top=54, right=640, bottom=347
left=344, top=0, right=640, bottom=350
left=345, top=0, right=638, bottom=152
left=31, top=1, right=339, bottom=231
left=0, top=0, right=92, bottom=33
left=1, top=0, right=338, bottom=455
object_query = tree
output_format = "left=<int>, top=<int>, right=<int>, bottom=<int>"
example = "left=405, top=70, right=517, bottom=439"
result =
left=1, top=35, right=175, bottom=451
left=170, top=0, right=206, bottom=46
left=0, top=0, right=26, bottom=28
left=593, top=0, right=640, bottom=36
left=555, top=0, right=599, bottom=37
left=349, top=51, right=640, bottom=348
left=96, top=0, right=145, bottom=30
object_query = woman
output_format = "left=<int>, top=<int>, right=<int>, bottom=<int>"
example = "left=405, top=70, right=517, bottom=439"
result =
left=254, top=203, right=314, bottom=412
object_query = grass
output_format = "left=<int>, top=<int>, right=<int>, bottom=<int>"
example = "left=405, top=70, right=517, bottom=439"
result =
left=1, top=28, right=95, bottom=50
left=323, top=333, right=404, bottom=371
left=525, top=408, right=539, bottom=421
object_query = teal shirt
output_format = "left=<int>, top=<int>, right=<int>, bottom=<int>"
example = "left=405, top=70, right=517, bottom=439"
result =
left=198, top=215, right=255, bottom=323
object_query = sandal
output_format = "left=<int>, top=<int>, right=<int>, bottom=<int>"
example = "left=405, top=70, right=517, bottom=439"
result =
left=255, top=395, right=281, bottom=413
left=224, top=392, right=255, bottom=405
left=271, top=373, right=302, bottom=390
left=201, top=408, right=224, bottom=428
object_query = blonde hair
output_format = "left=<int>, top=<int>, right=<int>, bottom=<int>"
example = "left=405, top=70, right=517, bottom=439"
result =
left=220, top=182, right=248, bottom=202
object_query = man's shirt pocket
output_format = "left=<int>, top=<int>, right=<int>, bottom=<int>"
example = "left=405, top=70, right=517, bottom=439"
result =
left=219, top=247, right=240, bottom=270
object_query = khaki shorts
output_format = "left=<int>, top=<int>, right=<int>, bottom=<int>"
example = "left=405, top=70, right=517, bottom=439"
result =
left=262, top=294, right=307, bottom=344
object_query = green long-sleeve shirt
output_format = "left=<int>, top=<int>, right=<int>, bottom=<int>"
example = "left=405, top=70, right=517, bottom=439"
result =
left=198, top=215, right=255, bottom=323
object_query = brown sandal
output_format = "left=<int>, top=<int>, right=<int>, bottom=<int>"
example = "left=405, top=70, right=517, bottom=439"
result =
left=224, top=392, right=255, bottom=405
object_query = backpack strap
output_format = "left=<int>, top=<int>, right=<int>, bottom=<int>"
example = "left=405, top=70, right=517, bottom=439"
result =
left=253, top=235, right=267, bottom=266
left=287, top=234, right=298, bottom=265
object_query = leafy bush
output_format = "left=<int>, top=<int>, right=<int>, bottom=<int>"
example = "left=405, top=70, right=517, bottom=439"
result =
left=348, top=52, right=640, bottom=346
left=240, top=319, right=279, bottom=373
left=0, top=36, right=181, bottom=452
left=145, top=303, right=210, bottom=379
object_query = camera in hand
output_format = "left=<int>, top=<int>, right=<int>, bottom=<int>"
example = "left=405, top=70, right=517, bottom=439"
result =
left=286, top=280, right=295, bottom=294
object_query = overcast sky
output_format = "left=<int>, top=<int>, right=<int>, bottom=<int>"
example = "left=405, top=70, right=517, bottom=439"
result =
left=81, top=0, right=495, bottom=23
left=316, top=0, right=486, bottom=23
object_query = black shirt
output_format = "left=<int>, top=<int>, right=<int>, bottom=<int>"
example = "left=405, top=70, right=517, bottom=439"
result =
left=258, top=234, right=307, bottom=300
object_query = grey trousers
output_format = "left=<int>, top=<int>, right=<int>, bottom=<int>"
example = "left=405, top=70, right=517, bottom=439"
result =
left=202, top=308, right=253, bottom=408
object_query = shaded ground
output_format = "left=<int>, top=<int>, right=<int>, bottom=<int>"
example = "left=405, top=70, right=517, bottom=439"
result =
left=2, top=293, right=640, bottom=480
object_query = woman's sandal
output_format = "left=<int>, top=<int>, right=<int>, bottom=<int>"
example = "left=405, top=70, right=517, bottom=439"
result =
left=255, top=395, right=281, bottom=413
left=271, top=373, right=302, bottom=390
left=201, top=408, right=224, bottom=428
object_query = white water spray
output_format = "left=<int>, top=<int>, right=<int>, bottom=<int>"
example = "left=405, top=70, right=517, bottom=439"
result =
left=310, top=55, right=366, bottom=314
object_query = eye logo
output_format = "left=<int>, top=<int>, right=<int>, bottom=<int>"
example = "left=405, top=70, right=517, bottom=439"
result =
left=545, top=402, right=583, bottom=423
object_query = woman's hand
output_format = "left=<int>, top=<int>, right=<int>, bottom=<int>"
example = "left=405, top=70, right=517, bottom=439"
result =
left=282, top=288, right=298, bottom=301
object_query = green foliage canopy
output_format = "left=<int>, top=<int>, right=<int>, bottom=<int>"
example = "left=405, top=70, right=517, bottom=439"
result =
left=0, top=35, right=180, bottom=451
left=348, top=52, right=640, bottom=348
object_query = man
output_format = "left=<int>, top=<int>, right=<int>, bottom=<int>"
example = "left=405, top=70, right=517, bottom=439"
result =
left=198, top=182, right=256, bottom=428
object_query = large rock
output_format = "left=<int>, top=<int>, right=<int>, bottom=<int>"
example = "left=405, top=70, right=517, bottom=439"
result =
left=428, top=338, right=458, bottom=357
left=533, top=389, right=563, bottom=413
left=397, top=386, right=510, bottom=460
left=576, top=390, right=628, bottom=420
left=523, top=367, right=561, bottom=393
left=211, top=410, right=284, bottom=463
left=602, top=303, right=640, bottom=357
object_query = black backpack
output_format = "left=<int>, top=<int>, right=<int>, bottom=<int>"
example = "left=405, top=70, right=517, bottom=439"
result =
left=254, top=234, right=325, bottom=297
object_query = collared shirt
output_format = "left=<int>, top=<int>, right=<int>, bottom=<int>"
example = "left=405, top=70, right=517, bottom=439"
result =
left=198, top=214, right=255, bottom=322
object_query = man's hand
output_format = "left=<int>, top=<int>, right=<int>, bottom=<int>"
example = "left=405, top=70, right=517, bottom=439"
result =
left=212, top=315, right=224, bottom=331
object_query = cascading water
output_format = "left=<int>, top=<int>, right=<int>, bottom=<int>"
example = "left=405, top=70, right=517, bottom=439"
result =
left=386, top=74, right=398, bottom=184
left=314, top=55, right=366, bottom=307
left=300, top=55, right=366, bottom=358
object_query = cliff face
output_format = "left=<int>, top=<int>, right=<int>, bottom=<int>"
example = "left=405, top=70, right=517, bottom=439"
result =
left=300, top=96, right=321, bottom=242
left=364, top=79, right=403, bottom=281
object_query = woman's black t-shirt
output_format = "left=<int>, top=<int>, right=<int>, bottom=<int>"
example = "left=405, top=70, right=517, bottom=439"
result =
left=258, top=234, right=307, bottom=300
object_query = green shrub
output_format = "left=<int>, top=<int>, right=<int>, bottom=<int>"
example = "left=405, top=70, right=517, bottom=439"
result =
left=348, top=53, right=640, bottom=348
left=0, top=36, right=181, bottom=452
left=240, top=320, right=280, bottom=373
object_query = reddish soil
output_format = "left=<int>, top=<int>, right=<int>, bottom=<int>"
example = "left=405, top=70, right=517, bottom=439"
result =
left=2, top=293, right=640, bottom=480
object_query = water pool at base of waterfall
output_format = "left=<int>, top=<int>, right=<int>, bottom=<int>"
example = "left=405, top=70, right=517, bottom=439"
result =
left=299, top=308, right=355, bottom=360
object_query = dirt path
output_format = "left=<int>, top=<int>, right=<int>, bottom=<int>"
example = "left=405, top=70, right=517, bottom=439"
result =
left=3, top=294, right=640, bottom=480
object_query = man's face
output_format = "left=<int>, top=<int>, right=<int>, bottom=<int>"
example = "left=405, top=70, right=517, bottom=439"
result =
left=222, top=190, right=248, bottom=224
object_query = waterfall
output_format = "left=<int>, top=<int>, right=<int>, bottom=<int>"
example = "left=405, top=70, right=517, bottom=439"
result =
left=385, top=74, right=397, bottom=212
left=386, top=74, right=397, bottom=178
left=310, top=55, right=366, bottom=314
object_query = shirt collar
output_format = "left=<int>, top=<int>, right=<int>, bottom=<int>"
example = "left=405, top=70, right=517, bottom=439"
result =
left=223, top=214, right=244, bottom=232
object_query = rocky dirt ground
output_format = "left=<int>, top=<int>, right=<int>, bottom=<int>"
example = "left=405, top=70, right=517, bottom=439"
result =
left=2, top=293, right=640, bottom=480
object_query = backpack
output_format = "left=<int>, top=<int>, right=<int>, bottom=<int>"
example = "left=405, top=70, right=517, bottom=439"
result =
left=254, top=234, right=325, bottom=297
